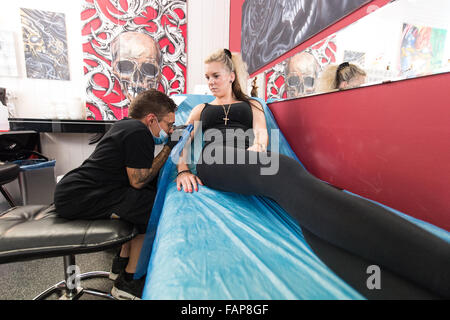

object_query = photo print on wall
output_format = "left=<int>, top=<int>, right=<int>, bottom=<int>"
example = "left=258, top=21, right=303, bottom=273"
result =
left=20, top=8, right=70, bottom=81
left=241, top=0, right=369, bottom=74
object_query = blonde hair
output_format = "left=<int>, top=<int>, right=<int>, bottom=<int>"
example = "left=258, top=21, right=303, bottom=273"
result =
left=317, top=62, right=366, bottom=92
left=250, top=77, right=259, bottom=97
left=205, top=49, right=250, bottom=103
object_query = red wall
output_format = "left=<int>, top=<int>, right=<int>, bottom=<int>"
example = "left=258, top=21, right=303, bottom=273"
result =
left=268, top=73, right=450, bottom=231
left=229, top=0, right=391, bottom=77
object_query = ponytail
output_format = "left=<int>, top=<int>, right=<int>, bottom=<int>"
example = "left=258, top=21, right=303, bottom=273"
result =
left=230, top=52, right=250, bottom=103
left=250, top=77, right=259, bottom=97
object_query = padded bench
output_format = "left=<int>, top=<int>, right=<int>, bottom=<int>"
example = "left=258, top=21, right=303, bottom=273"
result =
left=0, top=205, right=138, bottom=300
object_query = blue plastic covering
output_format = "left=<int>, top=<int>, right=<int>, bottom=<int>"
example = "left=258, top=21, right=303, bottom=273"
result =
left=137, top=94, right=450, bottom=299
left=13, top=159, right=56, bottom=171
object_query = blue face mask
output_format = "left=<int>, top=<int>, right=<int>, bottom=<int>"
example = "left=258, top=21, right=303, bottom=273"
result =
left=151, top=120, right=169, bottom=145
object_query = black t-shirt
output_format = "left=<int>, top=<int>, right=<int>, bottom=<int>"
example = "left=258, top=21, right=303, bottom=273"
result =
left=76, top=117, right=154, bottom=184
left=55, top=118, right=155, bottom=209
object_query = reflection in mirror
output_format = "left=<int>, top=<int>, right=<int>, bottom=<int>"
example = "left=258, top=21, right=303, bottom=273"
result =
left=264, top=0, right=450, bottom=100
left=285, top=51, right=320, bottom=98
left=265, top=35, right=337, bottom=100
left=317, top=62, right=367, bottom=92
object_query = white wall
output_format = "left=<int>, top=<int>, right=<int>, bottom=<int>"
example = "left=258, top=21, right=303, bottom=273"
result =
left=0, top=0, right=85, bottom=119
left=186, top=0, right=230, bottom=94
left=0, top=1, right=89, bottom=177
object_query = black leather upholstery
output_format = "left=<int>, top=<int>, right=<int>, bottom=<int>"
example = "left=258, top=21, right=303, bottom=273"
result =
left=0, top=162, right=20, bottom=185
left=0, top=205, right=138, bottom=264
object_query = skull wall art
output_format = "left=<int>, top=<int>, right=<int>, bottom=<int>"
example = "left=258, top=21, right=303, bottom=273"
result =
left=111, top=32, right=162, bottom=102
left=82, top=0, right=187, bottom=120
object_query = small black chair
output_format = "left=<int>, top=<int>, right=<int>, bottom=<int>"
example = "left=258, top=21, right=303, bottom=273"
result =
left=0, top=162, right=20, bottom=207
left=0, top=205, right=138, bottom=300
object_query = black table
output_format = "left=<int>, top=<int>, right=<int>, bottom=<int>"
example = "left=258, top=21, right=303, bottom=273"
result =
left=8, top=118, right=115, bottom=133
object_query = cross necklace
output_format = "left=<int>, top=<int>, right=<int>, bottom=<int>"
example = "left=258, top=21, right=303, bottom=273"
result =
left=221, top=103, right=232, bottom=125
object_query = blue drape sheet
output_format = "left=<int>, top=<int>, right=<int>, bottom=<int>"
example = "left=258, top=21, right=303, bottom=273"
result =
left=137, top=95, right=449, bottom=300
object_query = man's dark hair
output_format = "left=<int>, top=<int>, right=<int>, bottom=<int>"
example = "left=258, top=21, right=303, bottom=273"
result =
left=128, top=89, right=177, bottom=119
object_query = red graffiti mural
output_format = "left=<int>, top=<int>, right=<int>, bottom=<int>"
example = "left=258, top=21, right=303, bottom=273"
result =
left=81, top=0, right=186, bottom=120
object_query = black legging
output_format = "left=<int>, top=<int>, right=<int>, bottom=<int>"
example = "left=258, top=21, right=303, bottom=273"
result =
left=196, top=145, right=450, bottom=298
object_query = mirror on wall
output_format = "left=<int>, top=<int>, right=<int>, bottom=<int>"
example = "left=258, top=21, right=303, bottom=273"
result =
left=258, top=0, right=450, bottom=101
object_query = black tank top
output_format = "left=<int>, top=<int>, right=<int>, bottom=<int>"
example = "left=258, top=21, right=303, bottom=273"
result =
left=200, top=101, right=253, bottom=131
left=200, top=101, right=254, bottom=149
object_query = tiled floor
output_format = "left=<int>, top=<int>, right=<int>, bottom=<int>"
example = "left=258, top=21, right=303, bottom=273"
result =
left=0, top=248, right=117, bottom=300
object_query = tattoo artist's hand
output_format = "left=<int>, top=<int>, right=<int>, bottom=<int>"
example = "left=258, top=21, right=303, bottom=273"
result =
left=165, top=136, right=178, bottom=150
left=176, top=171, right=204, bottom=193
left=165, top=125, right=187, bottom=150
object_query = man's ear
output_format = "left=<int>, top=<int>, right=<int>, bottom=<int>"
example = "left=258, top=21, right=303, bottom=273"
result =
left=145, top=113, right=157, bottom=124
left=157, top=73, right=162, bottom=85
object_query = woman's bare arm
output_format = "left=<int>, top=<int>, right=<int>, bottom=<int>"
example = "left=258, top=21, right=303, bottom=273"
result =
left=248, top=100, right=268, bottom=152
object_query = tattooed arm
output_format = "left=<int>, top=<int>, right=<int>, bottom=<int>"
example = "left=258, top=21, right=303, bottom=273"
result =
left=126, top=145, right=172, bottom=189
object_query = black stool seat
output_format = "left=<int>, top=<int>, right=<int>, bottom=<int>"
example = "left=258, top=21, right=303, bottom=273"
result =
left=0, top=205, right=137, bottom=264
left=0, top=205, right=138, bottom=299
left=0, top=162, right=20, bottom=185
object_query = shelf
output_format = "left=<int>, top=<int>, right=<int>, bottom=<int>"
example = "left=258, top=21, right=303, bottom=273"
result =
left=8, top=118, right=115, bottom=133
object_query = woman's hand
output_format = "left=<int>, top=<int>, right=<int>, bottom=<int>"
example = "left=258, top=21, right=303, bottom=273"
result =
left=247, top=143, right=267, bottom=152
left=176, top=171, right=204, bottom=193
